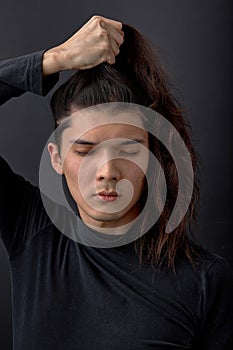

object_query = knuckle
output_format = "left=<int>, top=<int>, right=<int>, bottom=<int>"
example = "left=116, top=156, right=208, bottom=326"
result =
left=115, top=46, right=120, bottom=54
left=92, top=15, right=100, bottom=20
left=119, top=36, right=124, bottom=45
left=92, top=15, right=102, bottom=23
left=97, top=30, right=108, bottom=42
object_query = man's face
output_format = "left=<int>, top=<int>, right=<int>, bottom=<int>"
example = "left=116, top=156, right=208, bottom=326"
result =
left=49, top=108, right=149, bottom=231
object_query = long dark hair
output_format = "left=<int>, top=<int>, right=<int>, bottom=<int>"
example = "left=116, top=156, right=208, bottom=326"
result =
left=51, top=24, right=201, bottom=271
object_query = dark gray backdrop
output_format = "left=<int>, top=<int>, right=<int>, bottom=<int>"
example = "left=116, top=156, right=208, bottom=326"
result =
left=0, top=1, right=232, bottom=349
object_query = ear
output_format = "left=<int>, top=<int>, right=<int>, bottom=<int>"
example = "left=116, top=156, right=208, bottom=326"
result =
left=47, top=143, right=63, bottom=175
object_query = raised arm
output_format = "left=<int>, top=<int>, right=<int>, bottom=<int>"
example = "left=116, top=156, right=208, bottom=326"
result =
left=0, top=51, right=58, bottom=106
left=0, top=15, right=124, bottom=106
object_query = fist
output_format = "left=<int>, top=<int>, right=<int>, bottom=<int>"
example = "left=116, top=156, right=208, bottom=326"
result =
left=43, top=15, right=124, bottom=75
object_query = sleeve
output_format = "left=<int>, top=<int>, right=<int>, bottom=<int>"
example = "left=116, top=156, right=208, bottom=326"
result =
left=0, top=50, right=59, bottom=105
left=195, top=257, right=233, bottom=349
left=0, top=51, right=59, bottom=258
left=0, top=156, right=51, bottom=259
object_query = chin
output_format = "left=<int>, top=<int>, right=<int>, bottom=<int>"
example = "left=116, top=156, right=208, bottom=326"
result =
left=90, top=211, right=125, bottom=223
left=88, top=206, right=140, bottom=226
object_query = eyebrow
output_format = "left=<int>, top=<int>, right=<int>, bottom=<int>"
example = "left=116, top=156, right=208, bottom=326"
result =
left=70, top=139, right=97, bottom=145
left=69, top=138, right=146, bottom=146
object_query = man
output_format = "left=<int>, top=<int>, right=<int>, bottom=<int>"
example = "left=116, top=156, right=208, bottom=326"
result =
left=0, top=15, right=232, bottom=350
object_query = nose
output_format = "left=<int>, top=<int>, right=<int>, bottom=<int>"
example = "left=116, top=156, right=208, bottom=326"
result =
left=96, top=159, right=121, bottom=182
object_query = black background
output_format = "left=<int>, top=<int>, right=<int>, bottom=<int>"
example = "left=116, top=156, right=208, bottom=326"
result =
left=0, top=1, right=232, bottom=349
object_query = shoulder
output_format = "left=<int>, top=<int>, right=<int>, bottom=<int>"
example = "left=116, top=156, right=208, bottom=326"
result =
left=174, top=243, right=233, bottom=297
left=197, top=248, right=233, bottom=296
left=185, top=244, right=233, bottom=315
left=192, top=244, right=233, bottom=281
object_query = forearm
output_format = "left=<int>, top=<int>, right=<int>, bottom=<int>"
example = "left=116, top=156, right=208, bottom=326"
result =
left=0, top=51, right=58, bottom=255
left=0, top=13, right=124, bottom=104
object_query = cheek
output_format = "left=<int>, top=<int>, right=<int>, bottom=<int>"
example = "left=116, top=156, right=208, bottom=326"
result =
left=62, top=156, right=81, bottom=186
left=62, top=156, right=97, bottom=202
left=126, top=166, right=146, bottom=191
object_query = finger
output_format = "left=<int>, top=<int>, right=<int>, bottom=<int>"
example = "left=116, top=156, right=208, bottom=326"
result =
left=96, top=15, right=123, bottom=31
left=103, top=50, right=116, bottom=64
left=100, top=20, right=124, bottom=47
left=110, top=27, right=124, bottom=47
left=105, top=50, right=116, bottom=65
left=109, top=36, right=120, bottom=56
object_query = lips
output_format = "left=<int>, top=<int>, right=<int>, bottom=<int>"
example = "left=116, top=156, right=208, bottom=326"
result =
left=98, top=191, right=119, bottom=202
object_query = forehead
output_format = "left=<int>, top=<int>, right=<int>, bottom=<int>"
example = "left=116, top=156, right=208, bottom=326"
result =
left=62, top=107, right=147, bottom=143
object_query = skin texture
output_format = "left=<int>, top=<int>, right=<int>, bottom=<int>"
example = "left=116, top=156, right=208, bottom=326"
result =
left=42, top=15, right=124, bottom=75
left=48, top=110, right=149, bottom=231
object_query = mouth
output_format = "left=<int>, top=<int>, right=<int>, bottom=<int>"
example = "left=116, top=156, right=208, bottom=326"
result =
left=97, top=191, right=119, bottom=202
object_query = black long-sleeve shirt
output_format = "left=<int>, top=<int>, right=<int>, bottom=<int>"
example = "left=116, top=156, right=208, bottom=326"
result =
left=0, top=51, right=233, bottom=350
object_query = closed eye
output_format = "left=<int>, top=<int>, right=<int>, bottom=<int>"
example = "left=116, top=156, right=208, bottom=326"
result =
left=74, top=151, right=88, bottom=156
left=120, top=150, right=139, bottom=156
left=74, top=149, right=95, bottom=156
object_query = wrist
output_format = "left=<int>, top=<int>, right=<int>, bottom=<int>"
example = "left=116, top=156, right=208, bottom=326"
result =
left=42, top=47, right=67, bottom=76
